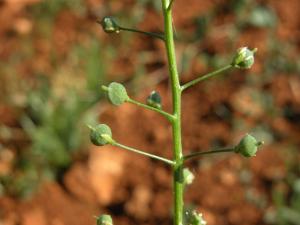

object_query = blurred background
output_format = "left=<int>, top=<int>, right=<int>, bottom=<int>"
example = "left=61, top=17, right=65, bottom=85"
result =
left=1, top=0, right=300, bottom=224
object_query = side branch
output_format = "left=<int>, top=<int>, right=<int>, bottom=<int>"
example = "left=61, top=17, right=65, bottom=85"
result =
left=113, top=142, right=175, bottom=165
left=127, top=98, right=174, bottom=121
left=101, top=84, right=174, bottom=121
left=167, top=0, right=175, bottom=10
left=119, top=27, right=165, bottom=41
left=183, top=147, right=235, bottom=162
left=181, top=64, right=233, bottom=91
left=98, top=17, right=165, bottom=41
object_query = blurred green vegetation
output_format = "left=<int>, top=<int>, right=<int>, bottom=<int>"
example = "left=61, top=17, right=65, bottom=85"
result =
left=264, top=147, right=300, bottom=225
left=0, top=0, right=114, bottom=197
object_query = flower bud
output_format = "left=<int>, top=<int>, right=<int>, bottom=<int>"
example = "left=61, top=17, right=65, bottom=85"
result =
left=232, top=47, right=257, bottom=69
left=146, top=91, right=162, bottom=109
left=107, top=82, right=129, bottom=106
left=234, top=134, right=263, bottom=157
left=96, top=215, right=113, bottom=225
left=89, top=124, right=113, bottom=146
left=99, top=17, right=120, bottom=34
left=183, top=168, right=195, bottom=185
left=186, top=210, right=207, bottom=225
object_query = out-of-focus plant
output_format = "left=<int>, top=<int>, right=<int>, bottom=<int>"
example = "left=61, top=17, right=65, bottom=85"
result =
left=90, top=1, right=263, bottom=224
left=30, top=0, right=85, bottom=21
left=0, top=35, right=111, bottom=197
left=269, top=180, right=300, bottom=225
left=265, top=147, right=300, bottom=225
left=230, top=0, right=277, bottom=28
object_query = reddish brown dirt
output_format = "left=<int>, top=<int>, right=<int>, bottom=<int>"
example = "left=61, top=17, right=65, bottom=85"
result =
left=1, top=0, right=300, bottom=225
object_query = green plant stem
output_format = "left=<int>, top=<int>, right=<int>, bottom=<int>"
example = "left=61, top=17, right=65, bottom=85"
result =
left=181, top=64, right=233, bottom=91
left=127, top=98, right=174, bottom=121
left=119, top=27, right=165, bottom=41
left=183, top=147, right=235, bottom=162
left=113, top=142, right=175, bottom=165
left=167, top=0, right=175, bottom=10
left=162, top=1, right=184, bottom=225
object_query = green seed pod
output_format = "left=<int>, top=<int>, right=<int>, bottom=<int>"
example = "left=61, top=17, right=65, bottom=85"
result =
left=183, top=168, right=195, bottom=185
left=107, top=82, right=129, bottom=106
left=234, top=134, right=263, bottom=157
left=146, top=91, right=162, bottom=109
left=232, top=47, right=257, bottom=69
left=96, top=215, right=113, bottom=225
left=89, top=124, right=113, bottom=146
left=100, top=17, right=120, bottom=33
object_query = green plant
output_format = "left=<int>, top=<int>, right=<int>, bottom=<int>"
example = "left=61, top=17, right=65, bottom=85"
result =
left=264, top=147, right=300, bottom=225
left=267, top=179, right=300, bottom=225
left=90, top=1, right=263, bottom=224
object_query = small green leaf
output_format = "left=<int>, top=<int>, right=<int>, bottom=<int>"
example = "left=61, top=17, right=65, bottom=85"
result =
left=89, top=124, right=113, bottom=146
left=146, top=91, right=162, bottom=109
left=107, top=82, right=129, bottom=106
left=96, top=214, right=113, bottom=225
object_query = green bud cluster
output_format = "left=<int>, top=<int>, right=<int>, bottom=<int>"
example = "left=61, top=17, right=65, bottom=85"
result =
left=232, top=47, right=257, bottom=69
left=234, top=134, right=263, bottom=157
left=96, top=215, right=113, bottom=225
left=146, top=91, right=162, bottom=109
left=99, top=17, right=120, bottom=33
left=89, top=124, right=114, bottom=146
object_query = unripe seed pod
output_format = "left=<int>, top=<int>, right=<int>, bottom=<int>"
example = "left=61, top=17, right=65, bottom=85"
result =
left=89, top=124, right=113, bottom=146
left=234, top=134, right=263, bottom=157
left=96, top=214, right=113, bottom=225
left=100, top=17, right=120, bottom=33
left=108, top=82, right=129, bottom=106
left=146, top=91, right=162, bottom=109
left=232, top=47, right=257, bottom=69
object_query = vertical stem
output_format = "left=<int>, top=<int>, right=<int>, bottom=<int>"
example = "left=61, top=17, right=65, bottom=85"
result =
left=161, top=1, right=184, bottom=225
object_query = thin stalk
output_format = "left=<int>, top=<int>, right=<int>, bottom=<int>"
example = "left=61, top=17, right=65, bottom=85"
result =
left=113, top=142, right=175, bottom=165
left=162, top=1, right=184, bottom=225
left=181, top=64, right=233, bottom=91
left=119, top=27, right=165, bottom=41
left=183, top=147, right=235, bottom=162
left=167, top=0, right=175, bottom=10
left=127, top=98, right=174, bottom=121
